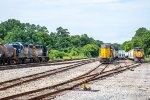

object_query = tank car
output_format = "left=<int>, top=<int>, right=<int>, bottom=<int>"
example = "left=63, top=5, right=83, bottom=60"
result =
left=99, top=43, right=117, bottom=64
left=0, top=44, right=15, bottom=64
left=128, top=47, right=144, bottom=62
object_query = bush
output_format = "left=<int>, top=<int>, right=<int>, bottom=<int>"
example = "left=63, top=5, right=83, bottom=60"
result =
left=49, top=50, right=67, bottom=60
left=82, top=44, right=99, bottom=57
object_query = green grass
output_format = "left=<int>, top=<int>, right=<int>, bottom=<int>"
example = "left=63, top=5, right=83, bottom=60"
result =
left=49, top=55, right=88, bottom=62
left=63, top=55, right=88, bottom=60
left=145, top=56, right=150, bottom=62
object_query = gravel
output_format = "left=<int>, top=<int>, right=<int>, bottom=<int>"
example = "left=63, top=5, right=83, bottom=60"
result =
left=0, top=63, right=77, bottom=82
left=55, top=63, right=150, bottom=100
left=0, top=61, right=100, bottom=98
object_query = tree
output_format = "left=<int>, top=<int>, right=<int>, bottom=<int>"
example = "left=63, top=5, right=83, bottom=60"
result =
left=0, top=19, right=22, bottom=39
left=122, top=41, right=132, bottom=51
left=82, top=44, right=99, bottom=57
left=112, top=43, right=121, bottom=50
left=134, top=27, right=147, bottom=38
left=56, top=27, right=70, bottom=37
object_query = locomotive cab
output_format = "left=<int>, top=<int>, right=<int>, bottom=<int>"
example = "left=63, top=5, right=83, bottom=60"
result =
left=134, top=47, right=144, bottom=62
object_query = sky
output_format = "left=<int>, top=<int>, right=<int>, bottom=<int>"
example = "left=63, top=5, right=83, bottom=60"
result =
left=0, top=0, right=150, bottom=44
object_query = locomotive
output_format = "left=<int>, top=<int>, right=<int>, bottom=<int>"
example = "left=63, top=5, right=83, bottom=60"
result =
left=0, top=42, right=49, bottom=65
left=128, top=47, right=144, bottom=62
left=99, top=43, right=117, bottom=63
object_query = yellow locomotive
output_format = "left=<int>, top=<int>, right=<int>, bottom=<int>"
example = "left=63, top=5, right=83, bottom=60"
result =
left=128, top=47, right=144, bottom=62
left=99, top=43, right=117, bottom=63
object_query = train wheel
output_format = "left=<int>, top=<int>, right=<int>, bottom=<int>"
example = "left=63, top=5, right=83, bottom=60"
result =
left=22, top=59, right=26, bottom=64
left=9, top=60, right=15, bottom=65
left=16, top=59, right=22, bottom=64
left=39, top=58, right=42, bottom=63
left=0, top=60, right=2, bottom=65
left=7, top=60, right=11, bottom=65
left=2, top=60, right=5, bottom=65
left=30, top=59, right=33, bottom=63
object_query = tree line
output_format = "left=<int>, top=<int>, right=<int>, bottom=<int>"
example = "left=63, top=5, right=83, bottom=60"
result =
left=0, top=19, right=104, bottom=60
left=2, top=19, right=148, bottom=60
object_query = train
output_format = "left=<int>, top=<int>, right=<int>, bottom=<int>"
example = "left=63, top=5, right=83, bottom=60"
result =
left=99, top=43, right=117, bottom=63
left=99, top=43, right=144, bottom=63
left=0, top=42, right=49, bottom=65
left=127, top=47, right=144, bottom=62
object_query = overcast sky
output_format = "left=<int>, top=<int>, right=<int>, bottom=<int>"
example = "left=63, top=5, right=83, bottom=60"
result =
left=0, top=0, right=150, bottom=43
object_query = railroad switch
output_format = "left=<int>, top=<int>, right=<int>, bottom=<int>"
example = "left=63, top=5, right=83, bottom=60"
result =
left=81, top=83, right=91, bottom=91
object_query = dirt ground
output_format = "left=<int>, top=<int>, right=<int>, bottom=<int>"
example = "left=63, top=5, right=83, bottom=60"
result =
left=55, top=63, right=150, bottom=100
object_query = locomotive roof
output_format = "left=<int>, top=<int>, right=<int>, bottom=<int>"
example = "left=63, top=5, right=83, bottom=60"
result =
left=134, top=47, right=143, bottom=50
left=8, top=42, right=43, bottom=46
left=101, top=43, right=112, bottom=48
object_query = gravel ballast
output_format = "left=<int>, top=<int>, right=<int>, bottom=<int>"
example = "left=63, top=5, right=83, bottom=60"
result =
left=0, top=61, right=100, bottom=98
left=55, top=63, right=150, bottom=100
left=0, top=63, right=77, bottom=82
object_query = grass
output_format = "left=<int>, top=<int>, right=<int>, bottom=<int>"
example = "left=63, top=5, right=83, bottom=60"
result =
left=63, top=55, right=88, bottom=60
left=49, top=55, right=88, bottom=62
left=145, top=56, right=150, bottom=62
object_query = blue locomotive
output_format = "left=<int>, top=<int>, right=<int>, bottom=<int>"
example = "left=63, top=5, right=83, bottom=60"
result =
left=0, top=42, right=49, bottom=65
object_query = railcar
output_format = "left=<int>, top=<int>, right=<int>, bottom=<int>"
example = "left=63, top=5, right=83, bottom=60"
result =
left=99, top=43, right=117, bottom=64
left=117, top=50, right=126, bottom=59
left=128, top=47, right=144, bottom=62
left=0, top=42, right=49, bottom=65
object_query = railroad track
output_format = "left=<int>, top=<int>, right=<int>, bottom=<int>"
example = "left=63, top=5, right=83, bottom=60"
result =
left=0, top=58, right=98, bottom=70
left=41, top=63, right=141, bottom=100
left=0, top=58, right=98, bottom=90
left=0, top=62, right=107, bottom=100
left=0, top=61, right=141, bottom=100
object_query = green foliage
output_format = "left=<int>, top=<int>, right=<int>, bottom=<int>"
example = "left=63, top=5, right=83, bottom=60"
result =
left=112, top=43, right=121, bottom=50
left=145, top=56, right=150, bottom=62
left=49, top=50, right=67, bottom=60
left=0, top=19, right=22, bottom=39
left=82, top=44, right=99, bottom=57
left=0, top=38, right=4, bottom=44
left=122, top=41, right=132, bottom=51
left=122, top=27, right=150, bottom=55
left=0, top=19, right=103, bottom=60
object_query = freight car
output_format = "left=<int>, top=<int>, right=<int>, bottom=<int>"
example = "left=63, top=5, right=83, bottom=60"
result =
left=99, top=43, right=117, bottom=64
left=0, top=42, right=49, bottom=65
left=128, top=47, right=144, bottom=62
left=117, top=50, right=126, bottom=59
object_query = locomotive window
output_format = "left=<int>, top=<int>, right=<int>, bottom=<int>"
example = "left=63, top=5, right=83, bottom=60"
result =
left=13, top=45, right=19, bottom=49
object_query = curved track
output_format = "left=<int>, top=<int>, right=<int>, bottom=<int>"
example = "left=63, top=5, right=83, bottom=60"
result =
left=0, top=59, right=98, bottom=90
left=0, top=60, right=141, bottom=100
